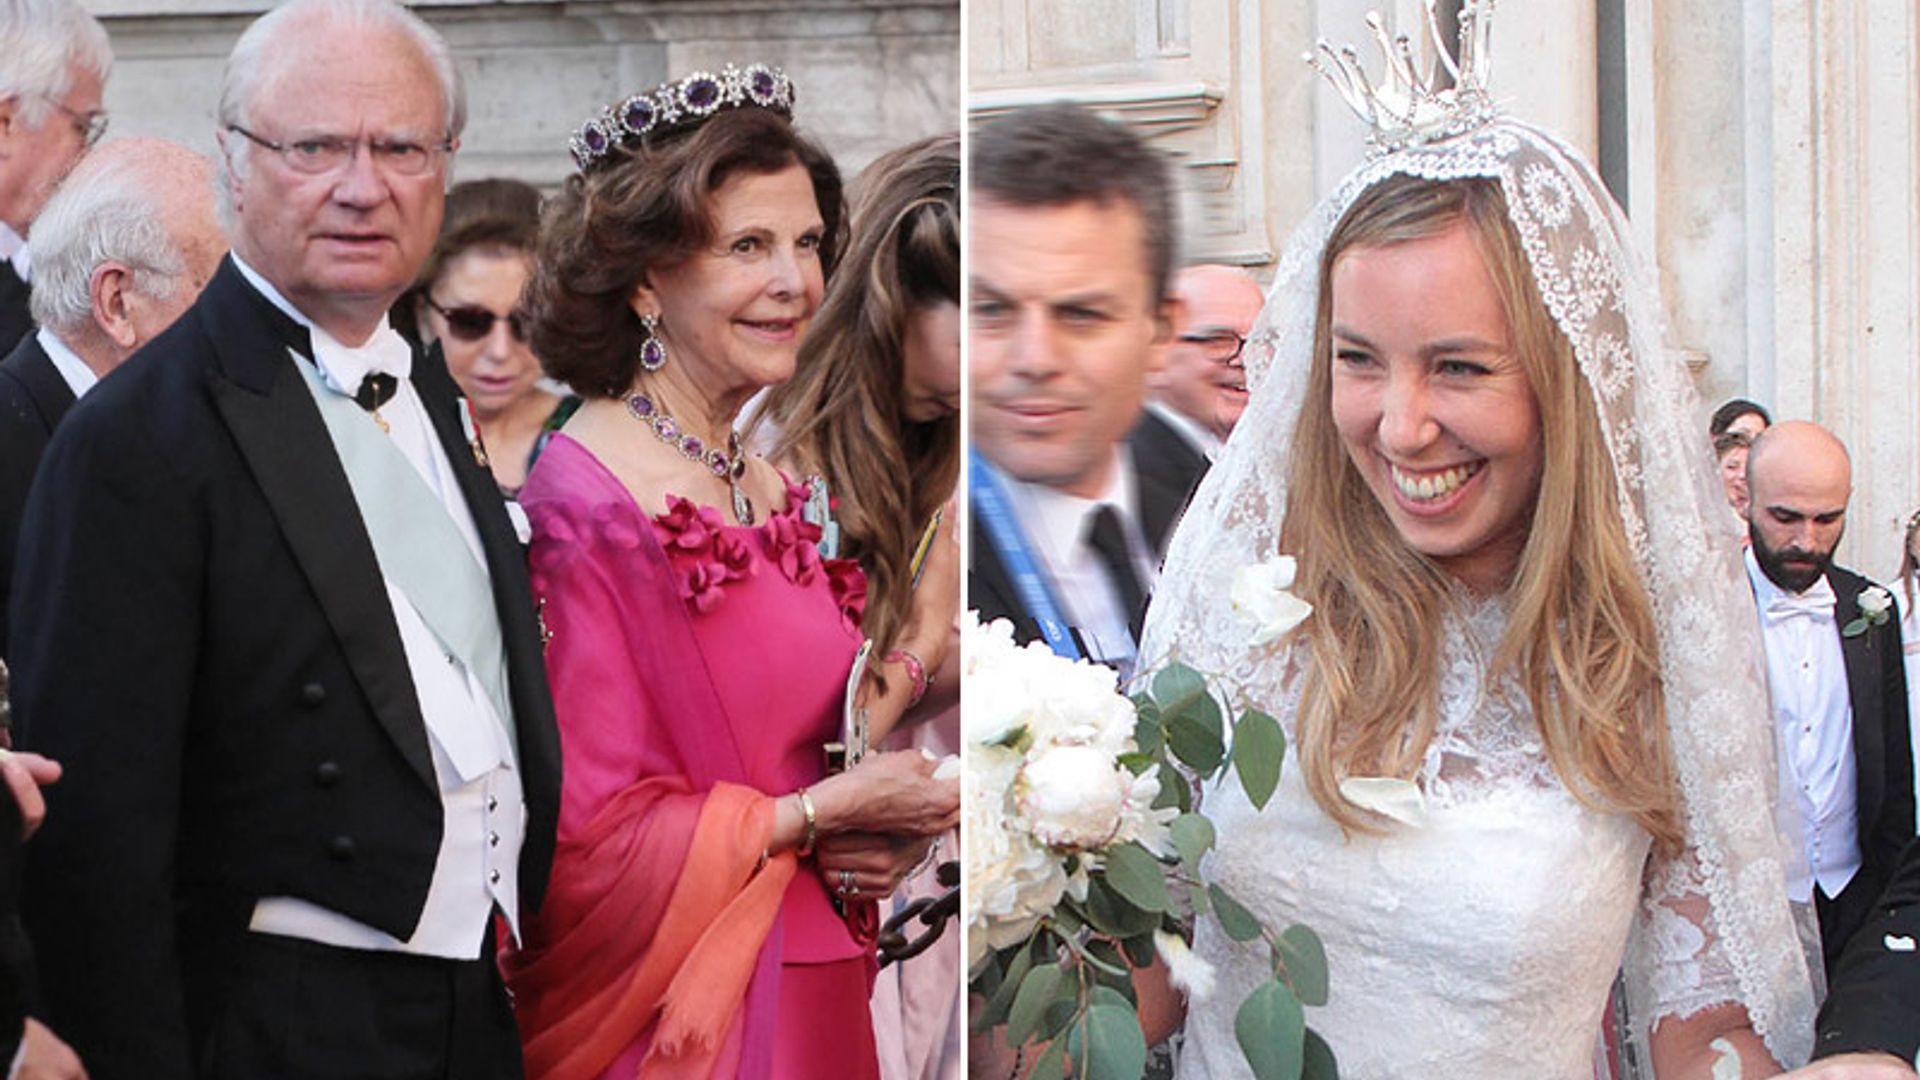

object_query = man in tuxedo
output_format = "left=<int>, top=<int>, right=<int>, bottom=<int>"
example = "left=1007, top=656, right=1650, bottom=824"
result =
left=0, top=0, right=114, bottom=356
left=1147, top=264, right=1264, bottom=462
left=0, top=137, right=224, bottom=657
left=968, top=104, right=1206, bottom=677
left=1744, top=421, right=1916, bottom=977
left=12, top=2, right=560, bottom=1077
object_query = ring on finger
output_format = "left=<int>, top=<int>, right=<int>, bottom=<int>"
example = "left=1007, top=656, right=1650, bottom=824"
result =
left=838, top=869, right=857, bottom=897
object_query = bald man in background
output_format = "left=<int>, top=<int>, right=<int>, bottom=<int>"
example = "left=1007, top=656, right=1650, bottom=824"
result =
left=0, top=137, right=225, bottom=658
left=1743, top=421, right=1916, bottom=976
left=1146, top=264, right=1263, bottom=461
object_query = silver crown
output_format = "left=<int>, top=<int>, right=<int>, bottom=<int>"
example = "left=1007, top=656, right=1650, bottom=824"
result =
left=568, top=63, right=795, bottom=172
left=1306, top=0, right=1496, bottom=154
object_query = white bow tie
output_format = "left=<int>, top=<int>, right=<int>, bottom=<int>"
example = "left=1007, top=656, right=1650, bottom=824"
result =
left=1765, top=588, right=1835, bottom=623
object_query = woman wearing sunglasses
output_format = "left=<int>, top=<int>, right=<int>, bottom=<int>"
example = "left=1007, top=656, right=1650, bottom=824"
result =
left=407, top=178, right=578, bottom=496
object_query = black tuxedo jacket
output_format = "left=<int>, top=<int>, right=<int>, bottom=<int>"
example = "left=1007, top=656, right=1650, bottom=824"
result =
left=1814, top=836, right=1920, bottom=1060
left=969, top=409, right=1208, bottom=647
left=1820, top=565, right=1917, bottom=963
left=0, top=262, right=29, bottom=360
left=0, top=331, right=76, bottom=658
left=10, top=258, right=562, bottom=1078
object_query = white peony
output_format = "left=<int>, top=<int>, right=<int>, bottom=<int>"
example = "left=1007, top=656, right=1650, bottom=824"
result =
left=1019, top=744, right=1132, bottom=851
left=965, top=744, right=1067, bottom=968
left=1230, top=557, right=1314, bottom=646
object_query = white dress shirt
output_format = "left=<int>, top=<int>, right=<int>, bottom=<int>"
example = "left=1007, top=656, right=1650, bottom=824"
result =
left=1746, top=547, right=1862, bottom=902
left=233, top=256, right=526, bottom=958
left=999, top=446, right=1156, bottom=677
left=35, top=328, right=96, bottom=399
left=1147, top=400, right=1223, bottom=461
left=0, top=222, right=27, bottom=283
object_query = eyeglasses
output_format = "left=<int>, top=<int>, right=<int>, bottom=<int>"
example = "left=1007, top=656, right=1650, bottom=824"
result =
left=226, top=124, right=452, bottom=177
left=37, top=95, right=108, bottom=148
left=425, top=296, right=528, bottom=343
left=1177, top=329, right=1247, bottom=365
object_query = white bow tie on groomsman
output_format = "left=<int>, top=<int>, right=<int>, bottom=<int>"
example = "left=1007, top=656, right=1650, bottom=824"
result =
left=1765, top=576, right=1838, bottom=623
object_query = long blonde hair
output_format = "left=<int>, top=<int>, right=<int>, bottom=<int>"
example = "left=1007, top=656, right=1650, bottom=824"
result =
left=758, top=134, right=960, bottom=661
left=1282, top=174, right=1682, bottom=852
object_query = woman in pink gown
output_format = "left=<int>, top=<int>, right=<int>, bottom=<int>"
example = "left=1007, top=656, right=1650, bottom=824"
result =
left=501, top=67, right=960, bottom=1080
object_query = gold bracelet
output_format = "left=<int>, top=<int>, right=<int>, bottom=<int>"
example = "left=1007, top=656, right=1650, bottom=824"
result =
left=795, top=787, right=817, bottom=857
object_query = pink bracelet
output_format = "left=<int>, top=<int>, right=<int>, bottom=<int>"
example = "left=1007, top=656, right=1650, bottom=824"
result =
left=886, top=648, right=929, bottom=708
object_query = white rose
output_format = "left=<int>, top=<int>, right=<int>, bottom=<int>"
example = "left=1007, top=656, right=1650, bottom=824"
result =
left=1018, top=744, right=1131, bottom=851
left=1231, top=557, right=1314, bottom=647
left=1860, top=585, right=1892, bottom=618
left=1154, top=929, right=1217, bottom=1000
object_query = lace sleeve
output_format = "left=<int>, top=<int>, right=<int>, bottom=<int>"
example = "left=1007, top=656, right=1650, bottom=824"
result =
left=1631, top=846, right=1742, bottom=1026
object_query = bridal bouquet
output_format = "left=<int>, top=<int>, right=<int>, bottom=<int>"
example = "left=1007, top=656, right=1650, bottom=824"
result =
left=966, top=559, right=1336, bottom=1080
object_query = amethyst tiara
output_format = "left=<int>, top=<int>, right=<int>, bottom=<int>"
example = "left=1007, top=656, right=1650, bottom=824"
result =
left=568, top=63, right=795, bottom=172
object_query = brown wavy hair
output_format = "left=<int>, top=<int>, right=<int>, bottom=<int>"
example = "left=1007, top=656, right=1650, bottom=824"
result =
left=1281, top=174, right=1682, bottom=853
left=754, top=134, right=960, bottom=661
left=528, top=107, right=845, bottom=398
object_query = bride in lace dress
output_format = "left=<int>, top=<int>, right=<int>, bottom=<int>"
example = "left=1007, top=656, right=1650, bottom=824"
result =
left=1137, top=33, right=1820, bottom=1080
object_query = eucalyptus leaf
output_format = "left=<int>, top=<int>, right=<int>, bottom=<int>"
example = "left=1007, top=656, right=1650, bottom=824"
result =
left=1030, top=1037, right=1069, bottom=1079
left=1232, top=708, right=1286, bottom=810
left=1089, top=983, right=1134, bottom=1012
left=1123, top=931, right=1157, bottom=969
left=1190, top=882, right=1212, bottom=914
left=1276, top=924, right=1330, bottom=1006
left=1083, top=1003, right=1150, bottom=1080
left=975, top=945, right=1033, bottom=1031
left=1152, top=661, right=1207, bottom=710
left=1302, top=1029, right=1338, bottom=1080
left=1103, top=842, right=1171, bottom=913
left=1153, top=763, right=1192, bottom=812
left=1040, top=996, right=1079, bottom=1042
left=1085, top=876, right=1158, bottom=938
left=1234, top=979, right=1306, bottom=1080
left=1007, top=963, right=1068, bottom=1046
left=1081, top=938, right=1130, bottom=978
left=1117, top=751, right=1155, bottom=775
left=1209, top=883, right=1263, bottom=942
left=1133, top=711, right=1164, bottom=755
left=1169, top=812, right=1217, bottom=867
left=1167, top=713, right=1226, bottom=774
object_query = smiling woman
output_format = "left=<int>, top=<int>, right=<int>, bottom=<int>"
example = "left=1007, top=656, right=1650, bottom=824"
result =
left=501, top=69, right=960, bottom=1080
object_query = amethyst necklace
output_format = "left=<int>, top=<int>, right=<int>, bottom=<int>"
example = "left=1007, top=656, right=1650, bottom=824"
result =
left=625, top=391, right=755, bottom=525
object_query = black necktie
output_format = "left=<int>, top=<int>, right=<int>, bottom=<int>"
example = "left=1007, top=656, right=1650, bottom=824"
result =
left=354, top=372, right=398, bottom=413
left=1086, top=505, right=1147, bottom=645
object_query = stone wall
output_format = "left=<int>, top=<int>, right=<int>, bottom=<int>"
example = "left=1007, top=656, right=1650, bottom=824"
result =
left=88, top=0, right=961, bottom=188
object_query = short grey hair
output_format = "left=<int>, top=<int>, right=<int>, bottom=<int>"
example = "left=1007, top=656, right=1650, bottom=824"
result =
left=217, top=0, right=464, bottom=187
left=0, top=0, right=112, bottom=131
left=27, top=147, right=206, bottom=333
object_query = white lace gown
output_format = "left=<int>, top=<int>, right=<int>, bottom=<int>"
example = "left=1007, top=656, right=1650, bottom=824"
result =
left=1176, top=603, right=1732, bottom=1080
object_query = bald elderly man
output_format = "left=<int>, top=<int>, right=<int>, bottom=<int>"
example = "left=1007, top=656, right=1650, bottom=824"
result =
left=1743, top=421, right=1916, bottom=977
left=1146, top=264, right=1263, bottom=460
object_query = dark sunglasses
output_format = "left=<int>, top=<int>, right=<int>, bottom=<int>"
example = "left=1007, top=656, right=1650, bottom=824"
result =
left=425, top=296, right=528, bottom=343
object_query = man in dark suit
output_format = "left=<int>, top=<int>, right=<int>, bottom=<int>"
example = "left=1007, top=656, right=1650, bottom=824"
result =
left=0, top=137, right=223, bottom=657
left=12, top=3, right=559, bottom=1077
left=968, top=104, right=1205, bottom=676
left=1744, top=421, right=1916, bottom=978
left=0, top=0, right=114, bottom=356
left=1147, top=264, right=1264, bottom=462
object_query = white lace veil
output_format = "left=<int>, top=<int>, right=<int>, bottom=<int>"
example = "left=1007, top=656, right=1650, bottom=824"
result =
left=1138, top=119, right=1818, bottom=1066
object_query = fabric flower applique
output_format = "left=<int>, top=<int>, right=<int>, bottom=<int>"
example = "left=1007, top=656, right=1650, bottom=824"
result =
left=651, top=495, right=752, bottom=613
left=824, top=557, right=867, bottom=629
left=762, top=483, right=825, bottom=586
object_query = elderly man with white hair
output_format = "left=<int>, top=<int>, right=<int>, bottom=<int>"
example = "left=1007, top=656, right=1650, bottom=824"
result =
left=11, top=1, right=560, bottom=1077
left=0, top=0, right=112, bottom=355
left=0, top=137, right=225, bottom=658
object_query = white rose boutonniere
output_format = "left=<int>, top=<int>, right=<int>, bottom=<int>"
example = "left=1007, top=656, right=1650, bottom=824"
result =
left=1844, top=584, right=1894, bottom=639
left=1230, top=556, right=1315, bottom=647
